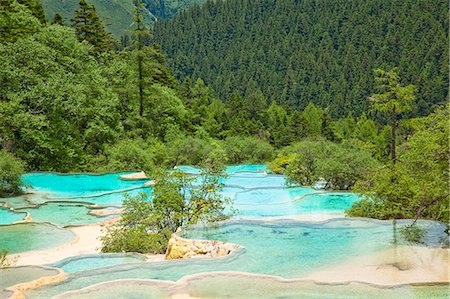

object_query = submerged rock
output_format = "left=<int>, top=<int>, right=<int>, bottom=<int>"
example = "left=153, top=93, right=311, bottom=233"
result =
left=165, top=235, right=239, bottom=260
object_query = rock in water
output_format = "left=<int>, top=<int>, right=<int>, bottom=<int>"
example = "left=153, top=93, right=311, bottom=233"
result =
left=165, top=235, right=239, bottom=260
left=119, top=171, right=148, bottom=181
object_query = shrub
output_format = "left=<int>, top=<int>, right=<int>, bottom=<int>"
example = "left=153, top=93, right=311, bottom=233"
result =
left=103, top=138, right=162, bottom=171
left=0, top=150, right=25, bottom=195
left=223, top=136, right=273, bottom=164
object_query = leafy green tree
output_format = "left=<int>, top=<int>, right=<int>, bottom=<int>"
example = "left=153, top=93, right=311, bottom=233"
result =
left=266, top=101, right=290, bottom=147
left=348, top=105, right=449, bottom=222
left=332, top=112, right=356, bottom=141
left=0, top=25, right=121, bottom=170
left=101, top=163, right=232, bottom=254
left=0, top=150, right=24, bottom=195
left=282, top=139, right=378, bottom=189
left=0, top=0, right=41, bottom=42
left=223, top=136, right=273, bottom=164
left=370, top=68, right=415, bottom=163
left=132, top=0, right=150, bottom=116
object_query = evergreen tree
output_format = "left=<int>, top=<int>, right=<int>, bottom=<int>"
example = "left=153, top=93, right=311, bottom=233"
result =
left=370, top=68, right=415, bottom=164
left=72, top=0, right=116, bottom=53
left=132, top=0, right=151, bottom=116
left=17, top=0, right=45, bottom=24
left=51, top=13, right=64, bottom=26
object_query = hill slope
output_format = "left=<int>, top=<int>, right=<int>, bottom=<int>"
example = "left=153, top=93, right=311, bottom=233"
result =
left=154, top=0, right=448, bottom=117
left=40, top=0, right=205, bottom=37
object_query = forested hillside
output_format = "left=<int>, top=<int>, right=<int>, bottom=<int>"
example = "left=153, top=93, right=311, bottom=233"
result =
left=154, top=0, right=448, bottom=117
left=40, top=0, right=205, bottom=37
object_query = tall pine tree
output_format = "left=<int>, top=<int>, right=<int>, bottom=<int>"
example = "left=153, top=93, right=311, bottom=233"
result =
left=72, top=0, right=116, bottom=53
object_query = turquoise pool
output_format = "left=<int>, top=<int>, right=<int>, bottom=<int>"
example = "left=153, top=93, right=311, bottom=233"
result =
left=0, top=223, right=75, bottom=253
left=50, top=253, right=147, bottom=273
left=22, top=172, right=148, bottom=197
left=16, top=202, right=110, bottom=227
left=0, top=208, right=26, bottom=224
left=10, top=165, right=359, bottom=226
left=2, top=165, right=447, bottom=299
left=25, top=219, right=447, bottom=298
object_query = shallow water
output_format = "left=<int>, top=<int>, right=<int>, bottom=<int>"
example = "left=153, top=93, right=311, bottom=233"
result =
left=0, top=266, right=60, bottom=295
left=58, top=275, right=450, bottom=299
left=0, top=223, right=75, bottom=253
left=16, top=203, right=109, bottom=227
left=0, top=208, right=26, bottom=224
left=3, top=165, right=448, bottom=298
left=12, top=165, right=358, bottom=223
left=50, top=253, right=147, bottom=273
left=25, top=219, right=447, bottom=298
left=184, top=275, right=450, bottom=299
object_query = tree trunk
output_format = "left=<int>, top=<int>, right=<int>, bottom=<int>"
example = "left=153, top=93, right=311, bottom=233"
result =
left=138, top=53, right=143, bottom=117
left=391, top=105, right=396, bottom=164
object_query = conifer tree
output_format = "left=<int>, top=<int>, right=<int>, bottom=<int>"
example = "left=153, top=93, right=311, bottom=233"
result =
left=17, top=0, right=46, bottom=24
left=72, top=0, right=116, bottom=53
left=51, top=13, right=64, bottom=25
left=370, top=68, right=415, bottom=164
left=132, top=0, right=151, bottom=116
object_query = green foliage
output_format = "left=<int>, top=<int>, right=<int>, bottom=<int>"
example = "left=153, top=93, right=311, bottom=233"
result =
left=370, top=68, right=416, bottom=163
left=0, top=0, right=41, bottom=42
left=103, top=138, right=162, bottom=171
left=72, top=0, right=117, bottom=53
left=0, top=24, right=120, bottom=171
left=371, top=68, right=415, bottom=114
left=302, top=103, right=323, bottom=137
left=347, top=105, right=449, bottom=222
left=155, top=0, right=448, bottom=117
left=101, top=163, right=232, bottom=253
left=100, top=193, right=172, bottom=253
left=40, top=0, right=154, bottom=38
left=279, top=139, right=378, bottom=190
left=0, top=151, right=25, bottom=195
left=17, top=0, right=46, bottom=23
left=223, top=136, right=273, bottom=164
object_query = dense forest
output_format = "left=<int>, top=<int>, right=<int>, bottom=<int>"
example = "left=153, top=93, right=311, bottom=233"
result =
left=39, top=0, right=204, bottom=37
left=0, top=0, right=448, bottom=226
left=154, top=0, right=448, bottom=117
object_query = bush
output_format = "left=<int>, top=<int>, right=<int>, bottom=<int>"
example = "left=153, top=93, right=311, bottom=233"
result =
left=223, top=136, right=273, bottom=164
left=165, top=137, right=214, bottom=165
left=273, top=139, right=378, bottom=189
left=0, top=150, right=25, bottom=195
left=103, top=138, right=165, bottom=171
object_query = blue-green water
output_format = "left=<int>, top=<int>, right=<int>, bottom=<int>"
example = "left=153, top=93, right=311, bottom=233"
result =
left=0, top=223, right=75, bottom=253
left=25, top=219, right=447, bottom=298
left=50, top=254, right=147, bottom=273
left=10, top=165, right=359, bottom=225
left=0, top=266, right=61, bottom=297
left=22, top=172, right=147, bottom=197
left=16, top=203, right=110, bottom=227
left=0, top=208, right=26, bottom=224
left=1, top=165, right=447, bottom=298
